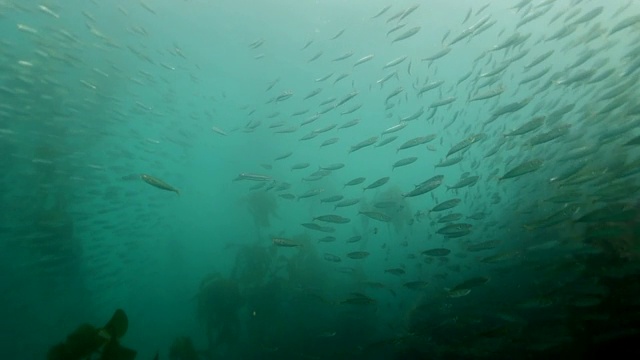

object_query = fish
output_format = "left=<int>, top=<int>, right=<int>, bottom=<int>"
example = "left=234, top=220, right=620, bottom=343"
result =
left=397, top=135, right=436, bottom=152
left=446, top=134, right=484, bottom=157
left=387, top=23, right=407, bottom=37
left=274, top=151, right=293, bottom=161
left=392, top=157, right=417, bottom=170
left=339, top=119, right=360, bottom=129
left=291, top=163, right=310, bottom=171
left=504, top=116, right=545, bottom=136
left=429, top=199, right=461, bottom=213
left=466, top=240, right=501, bottom=252
left=330, top=28, right=345, bottom=40
left=429, top=96, right=456, bottom=109
left=319, top=163, right=344, bottom=171
left=435, top=156, right=463, bottom=168
left=437, top=223, right=472, bottom=236
left=321, top=195, right=344, bottom=203
left=609, top=14, right=640, bottom=35
left=304, top=88, right=322, bottom=100
left=375, top=136, right=398, bottom=147
left=447, top=176, right=480, bottom=190
left=392, top=26, right=421, bottom=43
left=451, top=276, right=490, bottom=292
left=323, top=253, right=341, bottom=262
left=422, top=248, right=451, bottom=256
left=363, top=177, right=390, bottom=191
left=301, top=223, right=335, bottom=233
left=298, top=188, right=325, bottom=200
left=468, top=86, right=504, bottom=102
left=344, top=177, right=366, bottom=187
left=308, top=51, right=323, bottom=62
left=332, top=91, right=357, bottom=107
left=403, top=175, right=444, bottom=198
left=353, top=54, right=374, bottom=67
left=347, top=251, right=370, bottom=259
left=301, top=40, right=313, bottom=50
left=349, top=136, right=378, bottom=153
left=385, top=87, right=404, bottom=103
left=438, top=213, right=464, bottom=223
left=358, top=211, right=392, bottom=222
left=317, top=236, right=336, bottom=243
left=499, top=160, right=544, bottom=180
left=403, top=281, right=429, bottom=290
left=486, top=97, right=532, bottom=124
left=272, top=237, right=301, bottom=247
left=234, top=173, right=272, bottom=182
left=340, top=295, right=376, bottom=305
left=385, top=268, right=406, bottom=276
left=275, top=91, right=293, bottom=102
left=399, top=107, right=424, bottom=122
left=382, top=122, right=408, bottom=136
left=422, top=47, right=452, bottom=63
left=140, top=174, right=179, bottom=195
left=448, top=288, right=471, bottom=298
left=383, top=56, right=408, bottom=68
left=315, top=72, right=333, bottom=82
left=320, top=138, right=340, bottom=147
left=399, top=4, right=420, bottom=21
left=372, top=5, right=392, bottom=19
left=417, top=80, right=444, bottom=97
left=314, top=215, right=350, bottom=224
left=334, top=199, right=360, bottom=209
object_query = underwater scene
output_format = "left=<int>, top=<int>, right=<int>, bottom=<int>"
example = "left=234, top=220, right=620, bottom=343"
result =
left=1, top=0, right=640, bottom=359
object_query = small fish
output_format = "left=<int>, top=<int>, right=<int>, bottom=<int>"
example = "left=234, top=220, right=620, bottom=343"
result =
left=323, top=253, right=342, bottom=262
left=364, top=177, right=390, bottom=191
left=340, top=295, right=376, bottom=305
left=334, top=199, right=360, bottom=209
left=383, top=56, right=408, bottom=68
left=403, top=281, right=428, bottom=290
left=234, top=173, right=272, bottom=182
left=314, top=214, right=351, bottom=224
left=421, top=248, right=451, bottom=256
left=321, top=195, right=344, bottom=203
left=272, top=237, right=301, bottom=247
left=358, top=211, right=392, bottom=222
left=392, top=26, right=421, bottom=43
left=382, top=122, right=407, bottom=135
left=347, top=251, right=370, bottom=259
left=301, top=223, right=335, bottom=233
left=385, top=268, right=406, bottom=276
left=448, top=288, right=471, bottom=298
left=211, top=126, right=227, bottom=136
left=344, top=177, right=366, bottom=187
left=372, top=5, right=392, bottom=19
left=392, top=157, right=418, bottom=170
left=349, top=136, right=378, bottom=153
left=140, top=174, right=179, bottom=195
left=499, top=159, right=544, bottom=180
left=354, top=54, right=374, bottom=67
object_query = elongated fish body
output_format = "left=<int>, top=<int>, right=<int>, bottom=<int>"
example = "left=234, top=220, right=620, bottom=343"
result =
left=349, top=136, right=378, bottom=153
left=272, top=237, right=300, bottom=247
left=140, top=174, right=179, bottom=195
left=499, top=159, right=543, bottom=180
left=392, top=26, right=420, bottom=43
left=234, top=173, right=272, bottom=181
left=354, top=54, right=374, bottom=67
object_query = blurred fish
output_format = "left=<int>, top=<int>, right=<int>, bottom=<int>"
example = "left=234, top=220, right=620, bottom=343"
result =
left=272, top=238, right=301, bottom=247
left=140, top=174, right=179, bottom=195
